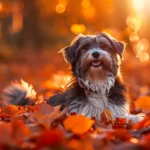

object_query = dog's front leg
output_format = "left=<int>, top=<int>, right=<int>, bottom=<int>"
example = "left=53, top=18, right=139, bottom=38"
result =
left=125, top=113, right=145, bottom=124
left=107, top=102, right=145, bottom=124
left=47, top=93, right=66, bottom=109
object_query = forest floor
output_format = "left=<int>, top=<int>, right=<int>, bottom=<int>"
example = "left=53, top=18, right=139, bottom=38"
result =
left=0, top=47, right=149, bottom=150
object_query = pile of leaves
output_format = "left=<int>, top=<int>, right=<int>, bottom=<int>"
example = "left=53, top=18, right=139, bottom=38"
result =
left=0, top=49, right=149, bottom=150
left=0, top=98, right=149, bottom=150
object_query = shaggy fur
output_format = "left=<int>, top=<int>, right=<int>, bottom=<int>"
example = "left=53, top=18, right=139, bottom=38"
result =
left=47, top=32, right=145, bottom=123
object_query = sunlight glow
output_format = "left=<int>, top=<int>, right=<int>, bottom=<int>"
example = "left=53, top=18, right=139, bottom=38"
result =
left=20, top=79, right=36, bottom=99
left=55, top=4, right=66, bottom=13
left=42, top=73, right=71, bottom=92
left=60, top=75, right=72, bottom=91
left=126, top=16, right=142, bottom=33
left=129, top=33, right=139, bottom=42
left=137, top=52, right=149, bottom=63
left=135, top=39, right=150, bottom=53
left=127, top=0, right=150, bottom=63
left=0, top=3, right=3, bottom=11
left=70, top=24, right=86, bottom=34
left=130, top=138, right=139, bottom=143
left=11, top=3, right=23, bottom=33
left=55, top=0, right=68, bottom=13
left=81, top=0, right=91, bottom=8
left=81, top=0, right=95, bottom=19
left=133, top=0, right=145, bottom=13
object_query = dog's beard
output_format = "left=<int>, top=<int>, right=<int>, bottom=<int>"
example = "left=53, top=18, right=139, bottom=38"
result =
left=76, top=51, right=115, bottom=94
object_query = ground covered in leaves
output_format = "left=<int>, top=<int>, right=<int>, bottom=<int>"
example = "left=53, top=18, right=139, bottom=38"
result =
left=0, top=49, right=150, bottom=150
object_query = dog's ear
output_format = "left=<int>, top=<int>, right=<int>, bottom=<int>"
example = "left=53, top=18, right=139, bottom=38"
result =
left=100, top=33, right=126, bottom=58
left=60, top=34, right=84, bottom=64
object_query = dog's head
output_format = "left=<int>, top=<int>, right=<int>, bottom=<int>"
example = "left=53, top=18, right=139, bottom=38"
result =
left=61, top=33, right=126, bottom=86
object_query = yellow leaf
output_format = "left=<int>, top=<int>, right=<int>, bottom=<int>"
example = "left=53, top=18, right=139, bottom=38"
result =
left=63, top=115, right=94, bottom=134
left=104, top=109, right=114, bottom=125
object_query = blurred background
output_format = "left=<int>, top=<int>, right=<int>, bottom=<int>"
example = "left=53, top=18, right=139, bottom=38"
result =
left=0, top=0, right=150, bottom=101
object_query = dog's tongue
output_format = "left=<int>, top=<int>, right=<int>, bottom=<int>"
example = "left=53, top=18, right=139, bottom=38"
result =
left=91, top=60, right=101, bottom=67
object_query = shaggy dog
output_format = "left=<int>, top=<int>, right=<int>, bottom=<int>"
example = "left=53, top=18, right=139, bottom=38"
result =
left=1, top=32, right=145, bottom=124
left=48, top=32, right=145, bottom=123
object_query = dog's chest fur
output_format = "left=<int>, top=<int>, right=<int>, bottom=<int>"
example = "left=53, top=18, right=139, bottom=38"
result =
left=68, top=93, right=108, bottom=119
left=67, top=77, right=130, bottom=120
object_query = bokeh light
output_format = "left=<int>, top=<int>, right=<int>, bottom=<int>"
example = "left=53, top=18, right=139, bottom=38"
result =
left=129, top=33, right=139, bottom=42
left=81, top=0, right=95, bottom=19
left=126, top=0, right=150, bottom=63
left=55, top=4, right=66, bottom=13
left=137, top=52, right=149, bottom=63
left=132, top=0, right=145, bottom=13
left=0, top=3, right=3, bottom=11
left=70, top=24, right=86, bottom=34
left=0, top=0, right=149, bottom=102
left=55, top=0, right=68, bottom=13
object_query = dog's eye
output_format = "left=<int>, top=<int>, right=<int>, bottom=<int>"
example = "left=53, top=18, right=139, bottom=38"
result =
left=83, top=45, right=89, bottom=49
left=99, top=43, right=108, bottom=49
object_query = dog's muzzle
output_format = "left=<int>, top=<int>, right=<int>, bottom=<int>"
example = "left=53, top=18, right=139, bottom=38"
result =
left=91, top=51, right=101, bottom=67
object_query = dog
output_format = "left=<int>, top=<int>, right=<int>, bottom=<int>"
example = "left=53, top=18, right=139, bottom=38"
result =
left=47, top=32, right=145, bottom=124
left=1, top=32, right=145, bottom=124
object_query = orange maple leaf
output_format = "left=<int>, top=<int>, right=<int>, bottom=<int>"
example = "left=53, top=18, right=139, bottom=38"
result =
left=63, top=115, right=94, bottom=134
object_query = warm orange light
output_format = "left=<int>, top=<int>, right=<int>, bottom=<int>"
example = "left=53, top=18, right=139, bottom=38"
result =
left=81, top=0, right=91, bottom=8
left=42, top=73, right=71, bottom=92
left=130, top=138, right=139, bottom=143
left=11, top=2, right=23, bottom=33
left=129, top=33, right=139, bottom=42
left=81, top=0, right=95, bottom=19
left=55, top=4, right=66, bottom=13
left=70, top=24, right=86, bottom=34
left=0, top=3, right=3, bottom=11
left=59, top=0, right=68, bottom=6
left=135, top=39, right=150, bottom=54
left=137, top=52, right=149, bottom=63
left=126, top=15, right=142, bottom=32
left=20, top=80, right=36, bottom=99
left=82, top=6, right=95, bottom=19
left=60, top=75, right=72, bottom=91
left=133, top=0, right=145, bottom=13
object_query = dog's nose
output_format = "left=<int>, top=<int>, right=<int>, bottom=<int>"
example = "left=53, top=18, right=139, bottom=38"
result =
left=92, top=51, right=100, bottom=58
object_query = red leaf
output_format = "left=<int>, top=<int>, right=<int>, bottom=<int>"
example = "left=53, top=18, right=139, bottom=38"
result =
left=37, top=129, right=64, bottom=147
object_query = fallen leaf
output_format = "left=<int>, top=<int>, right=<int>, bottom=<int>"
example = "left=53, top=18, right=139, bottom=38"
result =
left=108, top=129, right=131, bottom=141
left=37, top=129, right=64, bottom=147
left=133, top=115, right=150, bottom=129
left=1, top=105, right=24, bottom=115
left=113, top=118, right=128, bottom=129
left=63, top=115, right=94, bottom=134
left=0, top=123, right=12, bottom=145
left=11, top=119, right=31, bottom=143
left=104, top=109, right=114, bottom=125
left=35, top=103, right=54, bottom=115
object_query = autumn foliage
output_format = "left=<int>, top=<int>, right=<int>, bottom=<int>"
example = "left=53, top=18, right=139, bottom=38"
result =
left=0, top=97, right=149, bottom=150
left=0, top=45, right=149, bottom=150
left=0, top=0, right=150, bottom=149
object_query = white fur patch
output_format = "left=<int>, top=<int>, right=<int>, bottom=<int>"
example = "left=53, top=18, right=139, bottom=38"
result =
left=67, top=76, right=145, bottom=124
left=67, top=93, right=130, bottom=121
left=67, top=95, right=145, bottom=124
left=78, top=75, right=115, bottom=94
left=68, top=93, right=108, bottom=119
left=68, top=76, right=115, bottom=119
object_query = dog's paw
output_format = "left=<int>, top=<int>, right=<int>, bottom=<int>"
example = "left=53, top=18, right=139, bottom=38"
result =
left=126, top=113, right=145, bottom=124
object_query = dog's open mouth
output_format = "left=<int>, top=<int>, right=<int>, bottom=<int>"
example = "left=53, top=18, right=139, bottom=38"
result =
left=91, top=60, right=101, bottom=67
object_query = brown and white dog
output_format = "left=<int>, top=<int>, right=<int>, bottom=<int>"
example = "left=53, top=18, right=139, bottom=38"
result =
left=1, top=32, right=145, bottom=124
left=48, top=32, right=145, bottom=124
